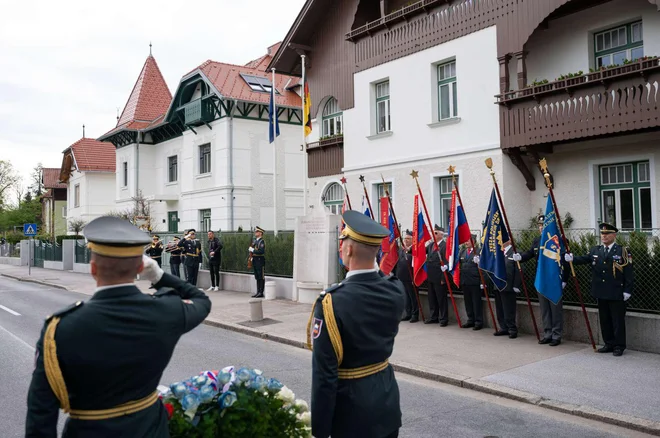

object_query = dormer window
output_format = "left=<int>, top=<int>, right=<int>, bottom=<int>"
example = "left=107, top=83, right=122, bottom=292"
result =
left=240, top=74, right=279, bottom=94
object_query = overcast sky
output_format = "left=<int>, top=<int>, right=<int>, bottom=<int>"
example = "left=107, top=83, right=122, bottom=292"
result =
left=0, top=0, right=305, bottom=189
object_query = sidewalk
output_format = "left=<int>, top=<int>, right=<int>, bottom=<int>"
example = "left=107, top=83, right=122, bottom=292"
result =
left=2, top=265, right=659, bottom=435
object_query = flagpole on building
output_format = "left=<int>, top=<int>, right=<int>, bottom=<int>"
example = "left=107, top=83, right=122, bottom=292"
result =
left=359, top=175, right=375, bottom=220
left=539, top=159, right=597, bottom=351
left=381, top=175, right=425, bottom=321
left=411, top=170, right=463, bottom=328
left=448, top=166, right=498, bottom=332
left=485, top=159, right=540, bottom=341
left=301, top=55, right=308, bottom=215
left=272, top=68, right=278, bottom=236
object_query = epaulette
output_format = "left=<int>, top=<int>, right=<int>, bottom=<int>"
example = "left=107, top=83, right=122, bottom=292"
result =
left=320, top=282, right=343, bottom=297
left=46, top=300, right=83, bottom=322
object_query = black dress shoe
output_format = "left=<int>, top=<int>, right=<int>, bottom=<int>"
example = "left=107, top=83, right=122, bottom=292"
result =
left=440, top=321, right=448, bottom=327
left=462, top=322, right=475, bottom=329
left=254, top=293, right=264, bottom=298
left=509, top=333, right=518, bottom=339
left=251, top=293, right=258, bottom=298
left=493, top=330, right=508, bottom=336
left=424, top=319, right=439, bottom=325
left=613, top=348, right=624, bottom=357
left=409, top=317, right=419, bottom=323
left=597, top=345, right=614, bottom=353
left=549, top=339, right=561, bottom=346
left=401, top=315, right=412, bottom=322
left=473, top=325, right=483, bottom=331
left=538, top=338, right=551, bottom=345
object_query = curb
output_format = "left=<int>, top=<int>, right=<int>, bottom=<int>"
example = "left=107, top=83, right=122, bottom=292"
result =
left=0, top=273, right=69, bottom=291
left=202, top=317, right=660, bottom=436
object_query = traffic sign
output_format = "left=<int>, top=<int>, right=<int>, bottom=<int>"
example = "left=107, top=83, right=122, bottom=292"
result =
left=23, top=223, right=37, bottom=236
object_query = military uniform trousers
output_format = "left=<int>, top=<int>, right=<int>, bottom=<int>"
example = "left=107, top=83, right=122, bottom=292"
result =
left=539, top=295, right=563, bottom=341
left=170, top=259, right=181, bottom=278
left=494, top=289, right=517, bottom=335
left=599, top=299, right=627, bottom=349
left=427, top=275, right=448, bottom=323
left=462, top=284, right=483, bottom=327
left=185, top=259, right=200, bottom=286
left=401, top=281, right=418, bottom=319
left=252, top=256, right=265, bottom=294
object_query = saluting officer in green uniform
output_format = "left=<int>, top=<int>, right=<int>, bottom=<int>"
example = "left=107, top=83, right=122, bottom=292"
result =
left=565, top=222, right=634, bottom=356
left=308, top=210, right=405, bottom=438
left=25, top=216, right=211, bottom=437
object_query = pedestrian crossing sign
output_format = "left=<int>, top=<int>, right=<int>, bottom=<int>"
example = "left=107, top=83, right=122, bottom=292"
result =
left=23, top=223, right=37, bottom=236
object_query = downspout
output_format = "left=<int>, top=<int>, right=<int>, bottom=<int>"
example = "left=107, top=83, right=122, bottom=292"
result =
left=228, top=99, right=238, bottom=230
left=135, top=130, right=141, bottom=201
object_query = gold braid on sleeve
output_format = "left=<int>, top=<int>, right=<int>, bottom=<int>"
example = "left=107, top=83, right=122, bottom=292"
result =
left=44, top=317, right=71, bottom=413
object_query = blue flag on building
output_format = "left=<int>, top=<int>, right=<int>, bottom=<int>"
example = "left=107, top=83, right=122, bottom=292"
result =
left=268, top=81, right=280, bottom=144
left=534, top=196, right=565, bottom=304
left=479, top=189, right=510, bottom=291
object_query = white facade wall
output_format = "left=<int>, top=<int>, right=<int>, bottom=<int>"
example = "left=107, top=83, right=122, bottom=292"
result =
left=510, top=0, right=660, bottom=89
left=114, top=115, right=305, bottom=233
left=66, top=169, right=115, bottom=229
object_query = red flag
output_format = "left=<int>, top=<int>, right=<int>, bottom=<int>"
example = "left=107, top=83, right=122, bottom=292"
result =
left=378, top=197, right=399, bottom=275
left=338, top=197, right=347, bottom=267
left=412, top=195, right=431, bottom=286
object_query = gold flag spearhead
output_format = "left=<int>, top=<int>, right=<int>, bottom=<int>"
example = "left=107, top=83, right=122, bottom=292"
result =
left=410, top=170, right=419, bottom=179
left=447, top=165, right=456, bottom=175
left=485, top=158, right=493, bottom=169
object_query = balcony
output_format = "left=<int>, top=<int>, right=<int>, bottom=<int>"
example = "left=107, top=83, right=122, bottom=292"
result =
left=307, top=135, right=344, bottom=178
left=184, top=97, right=215, bottom=126
left=497, top=57, right=660, bottom=150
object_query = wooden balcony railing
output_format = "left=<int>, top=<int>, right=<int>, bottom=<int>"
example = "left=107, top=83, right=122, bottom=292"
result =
left=498, top=58, right=660, bottom=149
left=307, top=135, right=344, bottom=178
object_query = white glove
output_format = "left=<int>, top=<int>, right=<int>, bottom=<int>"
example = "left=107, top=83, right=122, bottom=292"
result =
left=513, top=253, right=522, bottom=262
left=623, top=292, right=631, bottom=301
left=562, top=282, right=567, bottom=290
left=441, top=264, right=448, bottom=272
left=513, top=287, right=521, bottom=293
left=564, top=253, right=574, bottom=262
left=141, top=255, right=164, bottom=284
left=210, top=252, right=214, bottom=257
left=480, top=284, right=484, bottom=290
left=249, top=247, right=254, bottom=253
left=473, top=256, right=480, bottom=264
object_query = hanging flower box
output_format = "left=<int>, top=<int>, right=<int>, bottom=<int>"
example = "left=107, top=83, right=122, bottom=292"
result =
left=533, top=83, right=553, bottom=94
left=641, top=56, right=659, bottom=69
left=566, top=75, right=587, bottom=86
left=553, top=80, right=567, bottom=90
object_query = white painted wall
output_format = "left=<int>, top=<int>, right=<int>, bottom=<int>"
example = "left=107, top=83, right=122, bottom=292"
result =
left=66, top=169, right=115, bottom=229
left=345, top=26, right=500, bottom=171
left=513, top=0, right=660, bottom=89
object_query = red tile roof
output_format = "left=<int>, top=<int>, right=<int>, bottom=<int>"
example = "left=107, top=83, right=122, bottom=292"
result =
left=64, top=138, right=116, bottom=173
left=42, top=168, right=67, bottom=189
left=117, top=55, right=172, bottom=126
left=42, top=189, right=53, bottom=199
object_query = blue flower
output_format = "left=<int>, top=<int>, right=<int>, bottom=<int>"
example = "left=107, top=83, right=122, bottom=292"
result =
left=199, top=385, right=216, bottom=403
left=236, top=368, right=251, bottom=383
left=218, top=391, right=237, bottom=409
left=249, top=375, right=267, bottom=391
left=267, top=378, right=283, bottom=391
left=218, top=372, right=232, bottom=386
left=181, top=393, right=201, bottom=412
left=193, top=375, right=209, bottom=388
left=170, top=382, right=188, bottom=398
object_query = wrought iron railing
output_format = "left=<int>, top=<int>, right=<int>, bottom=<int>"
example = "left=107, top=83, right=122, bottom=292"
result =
left=75, top=240, right=91, bottom=264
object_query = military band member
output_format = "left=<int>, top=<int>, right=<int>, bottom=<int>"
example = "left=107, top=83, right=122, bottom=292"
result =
left=459, top=235, right=483, bottom=330
left=310, top=210, right=404, bottom=438
left=25, top=216, right=211, bottom=437
left=565, top=223, right=633, bottom=356
left=145, top=235, right=164, bottom=267
left=396, top=230, right=419, bottom=323
left=249, top=226, right=266, bottom=298
left=519, top=214, right=565, bottom=346
left=425, top=225, right=450, bottom=326
left=165, top=236, right=182, bottom=278
left=493, top=239, right=522, bottom=338
left=177, top=229, right=201, bottom=286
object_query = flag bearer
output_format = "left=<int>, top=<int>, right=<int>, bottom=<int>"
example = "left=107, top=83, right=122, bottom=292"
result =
left=426, top=225, right=449, bottom=326
left=459, top=235, right=483, bottom=330
left=396, top=230, right=419, bottom=323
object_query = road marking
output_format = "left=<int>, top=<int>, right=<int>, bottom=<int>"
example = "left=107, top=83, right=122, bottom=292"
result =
left=0, top=323, right=35, bottom=352
left=0, top=304, right=20, bottom=316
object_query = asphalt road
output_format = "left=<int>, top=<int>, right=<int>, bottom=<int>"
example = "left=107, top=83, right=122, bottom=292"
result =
left=0, top=277, right=652, bottom=438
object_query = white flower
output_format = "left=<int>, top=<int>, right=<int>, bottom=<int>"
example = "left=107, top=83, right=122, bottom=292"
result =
left=294, top=399, right=309, bottom=412
left=296, top=411, right=312, bottom=426
left=303, top=427, right=312, bottom=438
left=253, top=369, right=263, bottom=376
left=276, top=386, right=295, bottom=404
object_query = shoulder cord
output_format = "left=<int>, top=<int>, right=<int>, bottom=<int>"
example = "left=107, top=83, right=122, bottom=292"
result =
left=306, top=295, right=344, bottom=366
left=44, top=317, right=71, bottom=413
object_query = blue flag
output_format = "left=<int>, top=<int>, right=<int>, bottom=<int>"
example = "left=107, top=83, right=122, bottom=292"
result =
left=479, top=189, right=510, bottom=290
left=534, top=196, right=564, bottom=304
left=268, top=84, right=280, bottom=144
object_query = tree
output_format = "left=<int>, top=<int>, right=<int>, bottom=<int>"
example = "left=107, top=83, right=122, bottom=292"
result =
left=68, top=218, right=87, bottom=236
left=0, top=161, right=20, bottom=209
left=106, top=191, right=159, bottom=232
left=14, top=184, right=26, bottom=207
left=29, top=163, right=44, bottom=198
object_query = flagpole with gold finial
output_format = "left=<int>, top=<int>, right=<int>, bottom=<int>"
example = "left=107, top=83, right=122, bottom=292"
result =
left=485, top=158, right=540, bottom=341
left=539, top=159, right=597, bottom=351
left=359, top=175, right=375, bottom=220
left=340, top=177, right=352, bottom=210
left=411, top=170, right=462, bottom=327
left=447, top=166, right=498, bottom=332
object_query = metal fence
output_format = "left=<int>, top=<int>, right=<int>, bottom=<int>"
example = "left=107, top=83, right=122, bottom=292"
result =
left=0, top=243, right=19, bottom=258
left=75, top=240, right=91, bottom=264
left=43, top=242, right=63, bottom=262
left=151, top=231, right=295, bottom=278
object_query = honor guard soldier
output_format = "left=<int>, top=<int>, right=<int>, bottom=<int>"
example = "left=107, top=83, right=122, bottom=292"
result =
left=493, top=239, right=522, bottom=339
left=146, top=235, right=164, bottom=267
left=165, top=236, right=183, bottom=278
left=178, top=229, right=202, bottom=286
left=309, top=210, right=404, bottom=438
left=249, top=226, right=266, bottom=298
left=459, top=235, right=483, bottom=330
left=25, top=216, right=211, bottom=437
left=519, top=215, right=566, bottom=346
left=426, top=225, right=450, bottom=326
left=396, top=229, right=419, bottom=323
left=565, top=223, right=633, bottom=356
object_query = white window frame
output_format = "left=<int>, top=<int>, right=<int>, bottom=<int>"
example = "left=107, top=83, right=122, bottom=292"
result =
left=322, top=98, right=343, bottom=138
left=322, top=182, right=344, bottom=214
left=437, top=61, right=458, bottom=121
left=62, top=206, right=67, bottom=218
left=375, top=81, right=391, bottom=134
left=199, top=209, right=212, bottom=232
left=199, top=144, right=211, bottom=175
left=167, top=155, right=178, bottom=183
left=122, top=162, right=128, bottom=187
left=74, top=184, right=80, bottom=208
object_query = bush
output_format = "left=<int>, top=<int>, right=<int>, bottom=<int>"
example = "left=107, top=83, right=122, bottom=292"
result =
left=56, top=234, right=82, bottom=245
left=210, top=231, right=295, bottom=277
